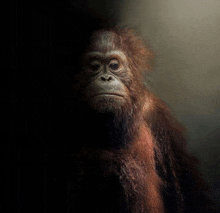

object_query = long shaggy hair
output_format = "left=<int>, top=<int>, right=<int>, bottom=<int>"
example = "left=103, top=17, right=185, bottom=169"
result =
left=66, top=28, right=216, bottom=213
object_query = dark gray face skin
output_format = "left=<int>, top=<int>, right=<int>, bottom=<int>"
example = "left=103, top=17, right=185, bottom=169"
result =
left=84, top=51, right=128, bottom=96
left=82, top=44, right=132, bottom=113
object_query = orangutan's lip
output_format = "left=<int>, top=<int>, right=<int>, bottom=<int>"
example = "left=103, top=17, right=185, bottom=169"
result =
left=92, top=93, right=124, bottom=98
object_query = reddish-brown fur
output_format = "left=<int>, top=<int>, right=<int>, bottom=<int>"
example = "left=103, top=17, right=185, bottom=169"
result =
left=66, top=28, right=216, bottom=213
left=122, top=124, right=164, bottom=213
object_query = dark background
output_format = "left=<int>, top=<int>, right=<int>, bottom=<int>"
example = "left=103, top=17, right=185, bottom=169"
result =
left=4, top=0, right=220, bottom=211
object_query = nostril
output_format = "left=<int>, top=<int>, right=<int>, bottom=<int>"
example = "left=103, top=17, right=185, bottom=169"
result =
left=101, top=76, right=106, bottom=81
left=100, top=75, right=113, bottom=81
left=107, top=76, right=113, bottom=81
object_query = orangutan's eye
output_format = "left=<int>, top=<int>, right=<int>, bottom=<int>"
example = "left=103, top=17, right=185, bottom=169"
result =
left=90, top=60, right=101, bottom=71
left=109, top=59, right=120, bottom=70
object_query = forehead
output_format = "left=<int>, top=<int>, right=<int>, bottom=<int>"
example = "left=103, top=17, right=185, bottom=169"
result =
left=85, top=50, right=127, bottom=62
left=87, top=30, right=121, bottom=53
